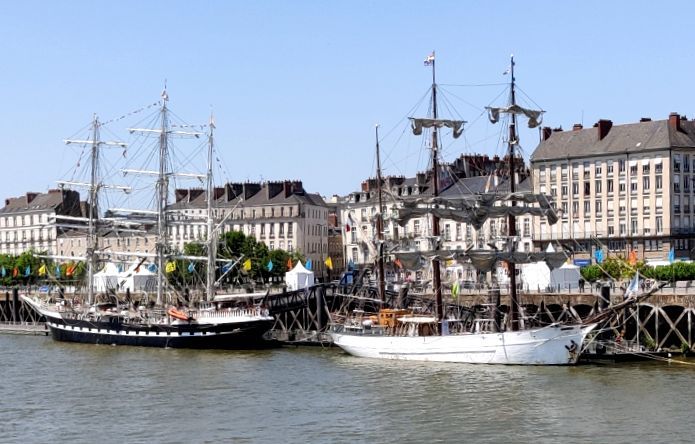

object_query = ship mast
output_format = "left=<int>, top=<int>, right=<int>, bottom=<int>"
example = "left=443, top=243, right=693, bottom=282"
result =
left=156, top=90, right=170, bottom=306
left=428, top=54, right=444, bottom=333
left=375, top=124, right=385, bottom=304
left=206, top=115, right=216, bottom=301
left=507, top=55, right=520, bottom=331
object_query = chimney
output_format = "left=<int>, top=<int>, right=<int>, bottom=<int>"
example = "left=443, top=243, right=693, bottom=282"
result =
left=213, top=187, right=225, bottom=200
left=243, top=182, right=261, bottom=200
left=640, top=117, right=652, bottom=122
left=4, top=199, right=9, bottom=206
left=225, top=183, right=243, bottom=201
left=188, top=189, right=204, bottom=202
left=26, top=192, right=38, bottom=204
left=175, top=189, right=188, bottom=203
left=596, top=119, right=612, bottom=140
left=572, top=123, right=583, bottom=131
left=669, top=112, right=682, bottom=132
left=266, top=181, right=284, bottom=199
left=541, top=126, right=552, bottom=141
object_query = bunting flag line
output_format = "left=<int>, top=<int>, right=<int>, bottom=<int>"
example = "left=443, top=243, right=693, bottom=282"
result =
left=347, top=259, right=354, bottom=271
left=287, top=258, right=292, bottom=269
left=452, top=280, right=460, bottom=298
left=148, top=263, right=157, bottom=273
left=324, top=257, right=333, bottom=270
left=13, top=267, right=18, bottom=278
left=38, top=264, right=47, bottom=276
left=1, top=266, right=5, bottom=277
left=165, top=261, right=176, bottom=273
left=55, top=265, right=61, bottom=278
left=66, top=263, right=76, bottom=277
left=594, top=249, right=604, bottom=264
left=394, top=258, right=403, bottom=269
left=267, top=260, right=273, bottom=272
left=668, top=247, right=675, bottom=263
left=243, top=259, right=252, bottom=271
left=221, top=262, right=232, bottom=273
left=306, top=259, right=313, bottom=270
left=187, top=262, right=195, bottom=273
left=24, top=266, right=31, bottom=277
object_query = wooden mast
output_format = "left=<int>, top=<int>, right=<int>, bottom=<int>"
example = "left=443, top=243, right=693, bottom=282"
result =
left=375, top=124, right=386, bottom=304
left=428, top=53, right=444, bottom=334
left=507, top=55, right=520, bottom=331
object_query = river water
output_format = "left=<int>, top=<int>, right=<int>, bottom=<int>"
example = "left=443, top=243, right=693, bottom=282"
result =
left=1, top=335, right=694, bottom=444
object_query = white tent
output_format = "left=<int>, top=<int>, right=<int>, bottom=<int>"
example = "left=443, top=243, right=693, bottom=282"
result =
left=285, top=261, right=315, bottom=291
left=520, top=262, right=581, bottom=291
left=93, top=261, right=157, bottom=293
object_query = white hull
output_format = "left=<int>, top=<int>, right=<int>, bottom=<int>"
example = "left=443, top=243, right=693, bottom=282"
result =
left=331, top=324, right=596, bottom=365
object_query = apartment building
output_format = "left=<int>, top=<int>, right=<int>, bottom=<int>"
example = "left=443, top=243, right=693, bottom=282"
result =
left=167, top=180, right=331, bottom=275
left=530, top=113, right=695, bottom=262
left=0, top=189, right=83, bottom=256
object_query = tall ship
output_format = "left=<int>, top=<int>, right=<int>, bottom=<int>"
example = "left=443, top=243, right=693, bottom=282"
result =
left=329, top=54, right=599, bottom=364
left=22, top=90, right=275, bottom=348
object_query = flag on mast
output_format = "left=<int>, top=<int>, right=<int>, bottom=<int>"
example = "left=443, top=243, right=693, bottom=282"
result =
left=424, top=51, right=435, bottom=66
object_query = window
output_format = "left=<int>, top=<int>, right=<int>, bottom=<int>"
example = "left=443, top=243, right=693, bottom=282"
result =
left=595, top=180, right=602, bottom=194
left=595, top=163, right=602, bottom=177
left=456, top=223, right=462, bottom=241
left=607, top=162, right=614, bottom=175
left=584, top=201, right=590, bottom=216
left=584, top=182, right=591, bottom=196
left=414, top=220, right=421, bottom=235
left=572, top=183, right=579, bottom=195
left=674, top=154, right=681, bottom=173
left=619, top=159, right=626, bottom=173
left=619, top=181, right=626, bottom=193
left=656, top=216, right=663, bottom=233
left=631, top=219, right=638, bottom=235
left=643, top=163, right=650, bottom=175
left=572, top=201, right=579, bottom=217
left=643, top=176, right=650, bottom=191
left=630, top=180, right=638, bottom=192
left=656, top=175, right=663, bottom=191
left=523, top=219, right=530, bottom=237
left=655, top=162, right=663, bottom=174
left=674, top=174, right=681, bottom=193
left=607, top=179, right=614, bottom=193
left=444, top=224, right=451, bottom=241
left=561, top=202, right=568, bottom=217
left=595, top=200, right=602, bottom=215
left=583, top=162, right=590, bottom=179
left=561, top=185, right=568, bottom=197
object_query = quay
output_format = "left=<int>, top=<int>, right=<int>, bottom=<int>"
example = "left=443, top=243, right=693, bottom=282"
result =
left=0, top=322, right=48, bottom=336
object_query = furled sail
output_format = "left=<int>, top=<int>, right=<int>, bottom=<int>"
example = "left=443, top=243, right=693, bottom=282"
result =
left=394, top=250, right=568, bottom=272
left=486, top=105, right=543, bottom=129
left=409, top=118, right=465, bottom=138
left=392, top=192, right=559, bottom=230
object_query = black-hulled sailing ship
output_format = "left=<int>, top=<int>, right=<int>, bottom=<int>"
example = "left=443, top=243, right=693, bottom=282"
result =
left=22, top=91, right=275, bottom=348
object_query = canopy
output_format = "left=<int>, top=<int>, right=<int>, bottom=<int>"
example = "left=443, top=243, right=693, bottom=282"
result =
left=285, top=261, right=315, bottom=291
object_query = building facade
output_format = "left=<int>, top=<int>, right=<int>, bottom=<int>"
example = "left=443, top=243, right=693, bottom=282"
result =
left=168, top=180, right=331, bottom=276
left=530, top=113, right=695, bottom=262
left=0, top=189, right=83, bottom=256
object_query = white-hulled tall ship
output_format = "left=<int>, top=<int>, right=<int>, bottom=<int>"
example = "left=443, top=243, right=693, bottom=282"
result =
left=329, top=54, right=597, bottom=365
left=22, top=91, right=275, bottom=348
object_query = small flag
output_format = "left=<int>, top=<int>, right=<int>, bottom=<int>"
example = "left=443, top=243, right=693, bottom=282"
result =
left=24, top=266, right=31, bottom=277
left=243, top=259, right=252, bottom=271
left=345, top=223, right=351, bottom=232
left=55, top=266, right=61, bottom=278
left=187, top=262, right=195, bottom=273
left=165, top=261, right=176, bottom=273
left=66, top=264, right=76, bottom=277
left=117, top=264, right=124, bottom=273
left=222, top=262, right=232, bottom=273
left=452, top=280, right=460, bottom=298
left=324, top=257, right=333, bottom=270
left=628, top=249, right=637, bottom=266
left=1, top=266, right=5, bottom=277
left=348, top=259, right=354, bottom=271
left=38, top=264, right=47, bottom=276
left=13, top=267, right=18, bottom=278
left=267, top=260, right=273, bottom=272
left=594, top=249, right=604, bottom=264
left=624, top=272, right=640, bottom=299
left=394, top=258, right=402, bottom=269
left=424, top=51, right=435, bottom=66
left=148, top=263, right=157, bottom=273
left=306, top=259, right=312, bottom=270
left=668, top=247, right=675, bottom=263
left=287, top=258, right=292, bottom=269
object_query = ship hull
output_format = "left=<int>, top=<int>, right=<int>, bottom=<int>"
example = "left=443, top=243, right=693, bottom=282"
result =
left=330, top=324, right=596, bottom=365
left=45, top=316, right=276, bottom=349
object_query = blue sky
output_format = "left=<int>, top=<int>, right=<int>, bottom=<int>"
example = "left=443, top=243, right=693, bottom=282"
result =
left=1, top=1, right=693, bottom=202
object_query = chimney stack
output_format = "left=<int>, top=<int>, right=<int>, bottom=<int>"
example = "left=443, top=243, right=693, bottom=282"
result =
left=596, top=119, right=613, bottom=140
left=640, top=117, right=652, bottom=122
left=669, top=112, right=682, bottom=132
left=572, top=123, right=583, bottom=131
left=541, top=126, right=552, bottom=141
